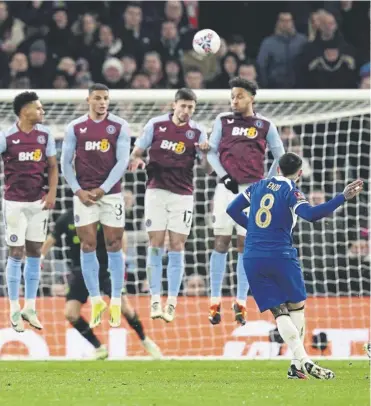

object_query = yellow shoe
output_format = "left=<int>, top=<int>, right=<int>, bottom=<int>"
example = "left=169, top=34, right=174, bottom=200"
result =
left=89, top=300, right=107, bottom=328
left=109, top=304, right=121, bottom=328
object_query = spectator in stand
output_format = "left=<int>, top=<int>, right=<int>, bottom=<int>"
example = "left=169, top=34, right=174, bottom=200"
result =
left=120, top=54, right=137, bottom=87
left=47, top=8, right=73, bottom=59
left=238, top=61, right=258, bottom=84
left=28, top=39, right=53, bottom=88
left=0, top=1, right=25, bottom=54
left=184, top=66, right=204, bottom=89
left=52, top=70, right=74, bottom=89
left=209, top=52, right=240, bottom=88
left=257, top=12, right=307, bottom=88
left=56, top=57, right=76, bottom=87
left=164, top=58, right=185, bottom=89
left=296, top=11, right=357, bottom=89
left=101, top=57, right=126, bottom=89
left=227, top=34, right=247, bottom=61
left=118, top=3, right=151, bottom=65
left=164, top=1, right=189, bottom=35
left=1, top=52, right=29, bottom=88
left=131, top=72, right=152, bottom=89
left=154, top=20, right=183, bottom=62
left=142, top=51, right=166, bottom=88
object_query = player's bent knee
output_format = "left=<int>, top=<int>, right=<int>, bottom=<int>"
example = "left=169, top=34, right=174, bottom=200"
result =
left=287, top=301, right=305, bottom=311
left=80, top=240, right=97, bottom=252
left=270, top=303, right=290, bottom=319
left=214, top=236, right=231, bottom=253
left=64, top=308, right=80, bottom=324
left=25, top=241, right=42, bottom=257
left=8, top=246, right=24, bottom=260
left=105, top=238, right=122, bottom=252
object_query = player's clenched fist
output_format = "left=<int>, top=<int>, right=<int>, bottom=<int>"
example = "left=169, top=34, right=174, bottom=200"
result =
left=343, top=179, right=363, bottom=200
left=89, top=188, right=105, bottom=201
left=129, top=156, right=146, bottom=171
left=75, top=189, right=96, bottom=206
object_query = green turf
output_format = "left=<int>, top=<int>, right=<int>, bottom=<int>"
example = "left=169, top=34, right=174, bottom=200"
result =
left=0, top=361, right=369, bottom=406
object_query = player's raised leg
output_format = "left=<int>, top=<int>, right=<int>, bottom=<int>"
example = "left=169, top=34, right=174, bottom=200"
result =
left=76, top=220, right=106, bottom=328
left=121, top=295, right=162, bottom=359
left=4, top=205, right=26, bottom=332
left=102, top=223, right=125, bottom=328
left=233, top=233, right=249, bottom=325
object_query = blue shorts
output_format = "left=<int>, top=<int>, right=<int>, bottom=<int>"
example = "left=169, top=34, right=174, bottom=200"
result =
left=243, top=257, right=307, bottom=313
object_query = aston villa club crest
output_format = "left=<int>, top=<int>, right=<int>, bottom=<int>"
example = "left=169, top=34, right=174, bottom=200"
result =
left=254, top=120, right=263, bottom=128
left=185, top=130, right=195, bottom=140
left=37, top=135, right=46, bottom=144
left=106, top=125, right=116, bottom=135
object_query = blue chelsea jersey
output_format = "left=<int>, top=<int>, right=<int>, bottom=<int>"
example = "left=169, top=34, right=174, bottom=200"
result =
left=243, top=176, right=309, bottom=257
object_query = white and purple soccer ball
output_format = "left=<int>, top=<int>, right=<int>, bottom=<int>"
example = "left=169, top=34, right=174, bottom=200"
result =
left=192, top=29, right=221, bottom=56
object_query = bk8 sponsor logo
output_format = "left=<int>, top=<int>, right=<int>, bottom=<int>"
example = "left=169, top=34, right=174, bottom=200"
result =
left=85, top=139, right=110, bottom=152
left=18, top=149, right=43, bottom=162
left=160, top=140, right=186, bottom=154
left=232, top=127, right=258, bottom=138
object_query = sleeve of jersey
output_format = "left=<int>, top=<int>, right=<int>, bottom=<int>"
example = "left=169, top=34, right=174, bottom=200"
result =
left=135, top=120, right=154, bottom=150
left=226, top=187, right=251, bottom=230
left=207, top=116, right=228, bottom=179
left=0, top=132, right=6, bottom=153
left=196, top=125, right=208, bottom=160
left=295, top=194, right=346, bottom=222
left=100, top=121, right=131, bottom=193
left=61, top=124, right=81, bottom=194
left=46, top=130, right=57, bottom=157
left=266, top=122, right=285, bottom=177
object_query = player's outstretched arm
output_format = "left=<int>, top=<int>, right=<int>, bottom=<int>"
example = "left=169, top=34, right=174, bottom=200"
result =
left=99, top=121, right=131, bottom=194
left=295, top=180, right=363, bottom=222
left=226, top=189, right=251, bottom=229
left=129, top=119, right=154, bottom=170
left=61, top=124, right=82, bottom=194
left=207, top=115, right=239, bottom=193
left=266, top=122, right=285, bottom=178
left=42, top=132, right=58, bottom=210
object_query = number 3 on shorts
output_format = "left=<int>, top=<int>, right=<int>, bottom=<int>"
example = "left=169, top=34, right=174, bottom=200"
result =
left=115, top=203, right=123, bottom=219
left=183, top=210, right=192, bottom=227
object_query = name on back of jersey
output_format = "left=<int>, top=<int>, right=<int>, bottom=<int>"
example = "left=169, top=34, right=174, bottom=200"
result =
left=267, top=181, right=281, bottom=192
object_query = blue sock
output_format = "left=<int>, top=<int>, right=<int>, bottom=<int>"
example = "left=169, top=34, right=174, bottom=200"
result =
left=210, top=250, right=227, bottom=299
left=146, top=247, right=164, bottom=297
left=108, top=250, right=124, bottom=299
left=167, top=251, right=184, bottom=298
left=80, top=251, right=100, bottom=298
left=6, top=257, right=22, bottom=301
left=236, top=253, right=249, bottom=302
left=24, top=257, right=41, bottom=299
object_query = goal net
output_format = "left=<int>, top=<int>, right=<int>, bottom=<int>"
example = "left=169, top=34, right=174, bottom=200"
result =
left=0, top=89, right=369, bottom=360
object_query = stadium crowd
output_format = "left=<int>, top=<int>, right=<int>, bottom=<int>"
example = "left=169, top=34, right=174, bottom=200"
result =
left=0, top=1, right=369, bottom=299
left=0, top=1, right=369, bottom=90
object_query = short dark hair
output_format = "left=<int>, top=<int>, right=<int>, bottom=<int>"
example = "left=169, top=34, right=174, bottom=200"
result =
left=175, top=87, right=197, bottom=102
left=13, top=91, right=39, bottom=116
left=185, top=66, right=202, bottom=75
left=89, top=83, right=109, bottom=94
left=278, top=152, right=303, bottom=177
left=229, top=76, right=258, bottom=95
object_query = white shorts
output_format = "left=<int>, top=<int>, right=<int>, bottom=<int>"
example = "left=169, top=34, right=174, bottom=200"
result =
left=212, top=183, right=250, bottom=236
left=3, top=199, right=49, bottom=246
left=73, top=193, right=125, bottom=228
left=145, top=188, right=193, bottom=235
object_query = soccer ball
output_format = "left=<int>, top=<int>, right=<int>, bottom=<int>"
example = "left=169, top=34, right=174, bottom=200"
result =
left=192, top=29, right=221, bottom=55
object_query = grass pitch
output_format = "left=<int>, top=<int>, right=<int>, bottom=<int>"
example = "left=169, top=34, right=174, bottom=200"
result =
left=0, top=361, right=369, bottom=406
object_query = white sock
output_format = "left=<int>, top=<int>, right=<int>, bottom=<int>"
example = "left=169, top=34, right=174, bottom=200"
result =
left=91, top=296, right=102, bottom=305
left=289, top=309, right=306, bottom=369
left=151, top=294, right=161, bottom=304
left=276, top=315, right=310, bottom=365
left=236, top=298, right=245, bottom=307
left=167, top=296, right=177, bottom=307
left=24, top=299, right=36, bottom=311
left=10, top=300, right=20, bottom=314
left=110, top=297, right=121, bottom=306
